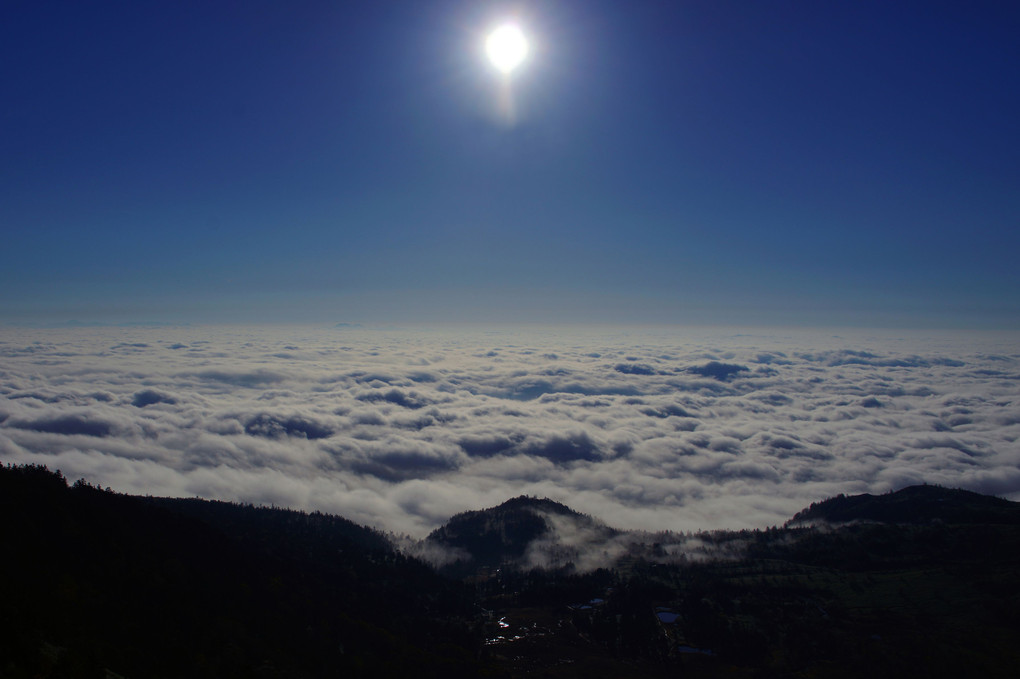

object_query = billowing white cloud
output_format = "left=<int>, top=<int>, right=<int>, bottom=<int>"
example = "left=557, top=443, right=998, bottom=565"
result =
left=1, top=324, right=1018, bottom=537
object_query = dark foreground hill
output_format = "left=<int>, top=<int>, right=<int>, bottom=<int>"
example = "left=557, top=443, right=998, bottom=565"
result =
left=4, top=463, right=1020, bottom=678
left=0, top=464, right=485, bottom=679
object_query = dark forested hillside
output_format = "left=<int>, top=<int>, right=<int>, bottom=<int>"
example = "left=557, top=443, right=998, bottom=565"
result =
left=5, top=464, right=1020, bottom=678
left=425, top=495, right=618, bottom=576
left=0, top=464, right=485, bottom=679
left=468, top=489, right=1020, bottom=678
left=788, top=484, right=1020, bottom=526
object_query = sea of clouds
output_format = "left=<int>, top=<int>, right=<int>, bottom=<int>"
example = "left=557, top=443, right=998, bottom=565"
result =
left=1, top=324, right=1018, bottom=537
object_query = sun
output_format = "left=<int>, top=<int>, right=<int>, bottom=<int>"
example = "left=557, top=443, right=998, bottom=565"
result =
left=486, top=23, right=528, bottom=74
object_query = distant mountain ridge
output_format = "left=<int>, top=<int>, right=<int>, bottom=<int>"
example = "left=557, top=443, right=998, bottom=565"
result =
left=788, top=484, right=1020, bottom=526
left=423, top=485, right=1020, bottom=576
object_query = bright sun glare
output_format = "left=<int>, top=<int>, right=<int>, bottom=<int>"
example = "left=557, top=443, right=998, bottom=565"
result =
left=486, top=24, right=528, bottom=74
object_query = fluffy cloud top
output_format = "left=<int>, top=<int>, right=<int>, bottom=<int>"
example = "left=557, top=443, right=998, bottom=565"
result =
left=2, top=324, right=1018, bottom=537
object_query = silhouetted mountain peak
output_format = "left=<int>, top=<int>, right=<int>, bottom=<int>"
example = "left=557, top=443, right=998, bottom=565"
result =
left=788, top=484, right=1020, bottom=526
left=425, top=495, right=617, bottom=574
left=493, top=494, right=579, bottom=516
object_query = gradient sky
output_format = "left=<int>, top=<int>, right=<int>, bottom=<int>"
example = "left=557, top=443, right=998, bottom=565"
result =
left=3, top=0, right=1018, bottom=327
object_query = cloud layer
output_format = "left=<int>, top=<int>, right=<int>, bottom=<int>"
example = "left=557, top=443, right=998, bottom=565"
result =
left=2, top=324, right=1018, bottom=537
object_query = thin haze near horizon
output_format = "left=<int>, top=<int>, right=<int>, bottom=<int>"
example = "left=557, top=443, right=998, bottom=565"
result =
left=2, top=1, right=1018, bottom=329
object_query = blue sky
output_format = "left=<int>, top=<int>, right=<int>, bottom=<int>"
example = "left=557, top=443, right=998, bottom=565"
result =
left=3, top=0, right=1018, bottom=327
